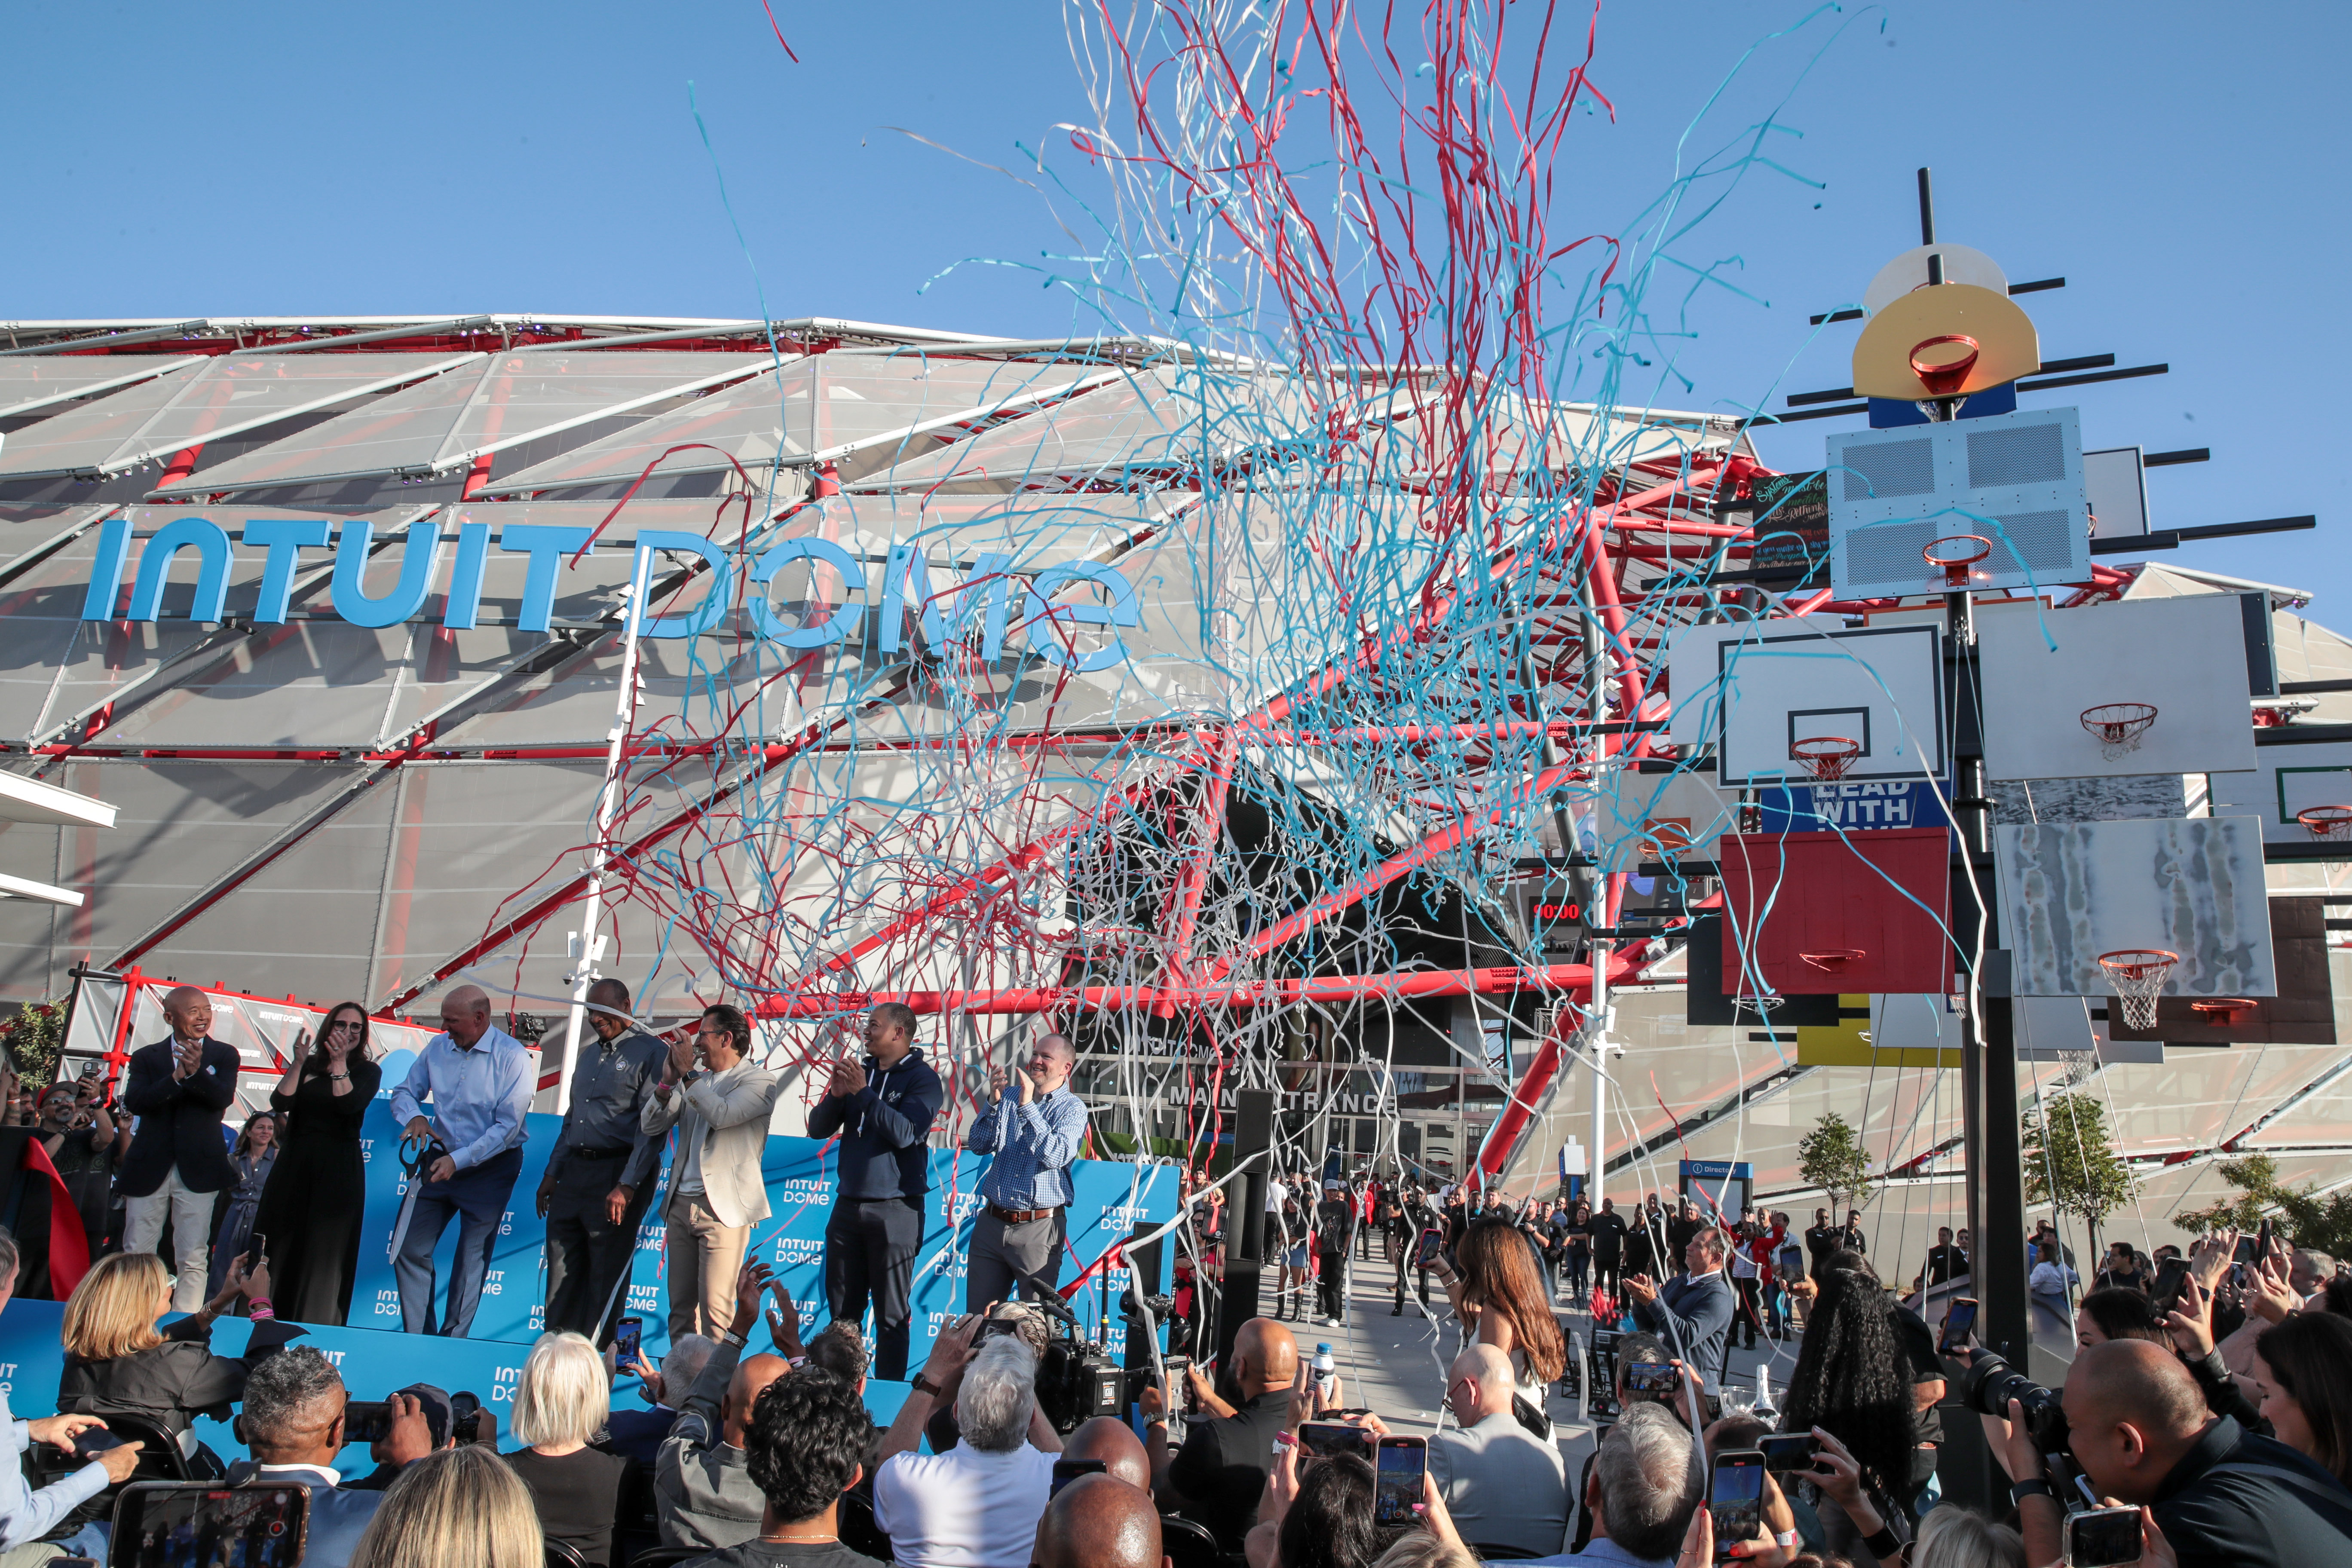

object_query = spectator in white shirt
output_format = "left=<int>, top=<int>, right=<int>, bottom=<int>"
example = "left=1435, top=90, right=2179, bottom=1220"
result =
left=872, top=1329, right=1060, bottom=1568
left=1428, top=1344, right=1568, bottom=1556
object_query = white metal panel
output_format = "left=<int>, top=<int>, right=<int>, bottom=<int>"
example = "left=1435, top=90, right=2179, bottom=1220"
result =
left=1975, top=595, right=2258, bottom=781
left=1828, top=407, right=2091, bottom=599
left=1996, top=816, right=2276, bottom=998
left=2083, top=447, right=2149, bottom=539
left=2210, top=738, right=2352, bottom=843
left=1683, top=621, right=1945, bottom=787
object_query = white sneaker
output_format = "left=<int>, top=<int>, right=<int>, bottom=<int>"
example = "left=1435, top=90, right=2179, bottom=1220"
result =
left=1320, top=1317, right=1341, bottom=1328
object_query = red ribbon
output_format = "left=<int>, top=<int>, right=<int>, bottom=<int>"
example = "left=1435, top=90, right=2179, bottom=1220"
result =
left=19, top=1136, right=90, bottom=1294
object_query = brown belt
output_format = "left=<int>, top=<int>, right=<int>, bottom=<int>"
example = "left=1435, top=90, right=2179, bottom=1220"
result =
left=987, top=1202, right=1061, bottom=1225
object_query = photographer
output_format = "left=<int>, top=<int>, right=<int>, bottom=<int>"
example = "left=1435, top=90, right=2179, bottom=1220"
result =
left=1975, top=1338, right=2352, bottom=1568
left=36, top=1082, right=117, bottom=1259
left=1775, top=1254, right=1925, bottom=1553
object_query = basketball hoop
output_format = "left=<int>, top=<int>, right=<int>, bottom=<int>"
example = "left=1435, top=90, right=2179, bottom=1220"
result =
left=2081, top=702, right=2159, bottom=759
left=2099, top=948, right=2179, bottom=1031
left=1799, top=949, right=1866, bottom=974
left=1923, top=535, right=1991, bottom=588
left=1738, top=991, right=1787, bottom=1014
left=1790, top=737, right=1863, bottom=782
left=2297, top=805, right=2352, bottom=839
left=2189, top=998, right=2257, bottom=1025
left=1908, top=334, right=1982, bottom=397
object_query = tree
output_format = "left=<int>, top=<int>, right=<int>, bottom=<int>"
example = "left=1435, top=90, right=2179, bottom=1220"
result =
left=1797, top=1112, right=1874, bottom=1213
left=2172, top=1152, right=2352, bottom=1259
left=2023, top=1093, right=2134, bottom=1265
left=0, top=998, right=68, bottom=1090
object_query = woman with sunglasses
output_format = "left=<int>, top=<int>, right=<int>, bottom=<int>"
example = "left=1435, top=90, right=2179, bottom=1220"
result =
left=249, top=1001, right=382, bottom=1324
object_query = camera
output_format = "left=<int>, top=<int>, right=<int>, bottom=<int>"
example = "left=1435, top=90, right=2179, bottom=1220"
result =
left=1962, top=1352, right=2068, bottom=1449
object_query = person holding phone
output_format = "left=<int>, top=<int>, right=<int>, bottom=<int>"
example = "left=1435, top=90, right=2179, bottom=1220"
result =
left=205, top=1112, right=279, bottom=1300
left=963, top=1032, right=1089, bottom=1313
left=0, top=1229, right=146, bottom=1553
left=37, top=1081, right=118, bottom=1259
left=225, top=1346, right=386, bottom=1568
left=1140, top=1317, right=1299, bottom=1550
left=252, top=1001, right=383, bottom=1325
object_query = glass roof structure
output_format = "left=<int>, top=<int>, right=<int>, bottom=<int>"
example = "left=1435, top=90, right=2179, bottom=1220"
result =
left=0, top=315, right=2342, bottom=1277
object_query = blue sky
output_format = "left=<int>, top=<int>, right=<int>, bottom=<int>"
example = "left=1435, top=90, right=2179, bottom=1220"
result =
left=4, top=1, right=2344, bottom=606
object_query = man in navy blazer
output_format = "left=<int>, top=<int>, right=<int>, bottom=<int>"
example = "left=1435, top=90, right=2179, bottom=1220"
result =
left=227, top=1347, right=384, bottom=1568
left=1623, top=1225, right=1736, bottom=1393
left=120, top=986, right=242, bottom=1313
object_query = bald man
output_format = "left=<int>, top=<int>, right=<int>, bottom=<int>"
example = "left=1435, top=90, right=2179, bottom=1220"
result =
left=1062, top=1415, right=1152, bottom=1494
left=964, top=1030, right=1091, bottom=1311
left=1430, top=1344, right=1568, bottom=1556
left=2055, top=1339, right=2352, bottom=1568
left=120, top=984, right=242, bottom=1311
left=388, top=984, right=534, bottom=1336
left=1037, top=1474, right=1167, bottom=1568
left=658, top=1260, right=798, bottom=1549
left=1142, top=1317, right=1299, bottom=1549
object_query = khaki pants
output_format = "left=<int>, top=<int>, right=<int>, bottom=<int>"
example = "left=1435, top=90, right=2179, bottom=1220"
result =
left=125, top=1168, right=214, bottom=1314
left=665, top=1191, right=750, bottom=1340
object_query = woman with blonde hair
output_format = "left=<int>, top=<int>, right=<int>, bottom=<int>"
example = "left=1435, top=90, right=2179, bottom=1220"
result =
left=350, top=1446, right=544, bottom=1568
left=58, top=1248, right=267, bottom=1469
left=1430, top=1218, right=1565, bottom=1413
left=503, top=1330, right=634, bottom=1566
left=1909, top=1504, right=2024, bottom=1568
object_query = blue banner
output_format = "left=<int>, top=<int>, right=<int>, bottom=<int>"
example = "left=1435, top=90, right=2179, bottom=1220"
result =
left=1757, top=778, right=1952, bottom=836
left=331, top=1103, right=1173, bottom=1362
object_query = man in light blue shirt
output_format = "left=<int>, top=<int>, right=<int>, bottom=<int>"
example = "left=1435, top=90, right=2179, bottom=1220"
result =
left=387, top=985, right=534, bottom=1336
left=0, top=1228, right=144, bottom=1562
left=962, top=1032, right=1090, bottom=1311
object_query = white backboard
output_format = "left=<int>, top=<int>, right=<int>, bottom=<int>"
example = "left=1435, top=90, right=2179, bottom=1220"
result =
left=1975, top=595, right=2258, bottom=780
left=1877, top=992, right=2099, bottom=1057
left=2209, top=738, right=2352, bottom=843
left=1669, top=619, right=1945, bottom=787
left=1827, top=407, right=2091, bottom=599
left=1584, top=763, right=1741, bottom=865
left=2083, top=447, right=2149, bottom=539
left=1996, top=816, right=2276, bottom=998
left=1862, top=243, right=2011, bottom=316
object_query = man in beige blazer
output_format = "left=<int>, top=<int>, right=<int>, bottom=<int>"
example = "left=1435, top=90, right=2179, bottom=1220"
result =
left=642, top=1002, right=783, bottom=1338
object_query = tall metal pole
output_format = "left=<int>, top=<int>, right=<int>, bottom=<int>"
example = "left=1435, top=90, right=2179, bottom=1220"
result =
left=1583, top=607, right=1611, bottom=1210
left=557, top=542, right=655, bottom=1113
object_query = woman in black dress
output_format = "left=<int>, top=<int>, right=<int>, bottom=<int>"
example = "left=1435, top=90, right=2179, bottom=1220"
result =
left=251, top=1001, right=381, bottom=1325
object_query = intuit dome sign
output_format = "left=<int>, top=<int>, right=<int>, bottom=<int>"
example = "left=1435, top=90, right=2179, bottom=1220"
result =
left=77, top=511, right=1145, bottom=668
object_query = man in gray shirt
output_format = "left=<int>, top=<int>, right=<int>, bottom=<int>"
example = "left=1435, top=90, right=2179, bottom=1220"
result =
left=539, top=977, right=667, bottom=1343
left=656, top=1261, right=794, bottom=1549
left=1429, top=1344, right=1569, bottom=1556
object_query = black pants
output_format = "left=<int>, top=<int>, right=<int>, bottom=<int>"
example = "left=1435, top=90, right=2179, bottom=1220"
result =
left=826, top=1194, right=925, bottom=1381
left=1316, top=1250, right=1347, bottom=1320
left=1733, top=1276, right=1763, bottom=1349
left=543, top=1153, right=654, bottom=1345
left=1593, top=1256, right=1621, bottom=1301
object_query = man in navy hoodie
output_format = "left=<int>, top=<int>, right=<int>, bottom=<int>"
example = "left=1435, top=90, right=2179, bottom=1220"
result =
left=807, top=1002, right=942, bottom=1381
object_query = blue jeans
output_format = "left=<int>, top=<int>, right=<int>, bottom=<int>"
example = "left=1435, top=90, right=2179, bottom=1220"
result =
left=395, top=1146, right=524, bottom=1336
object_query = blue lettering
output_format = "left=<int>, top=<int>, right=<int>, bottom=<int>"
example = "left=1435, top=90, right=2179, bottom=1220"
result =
left=242, top=518, right=330, bottom=624
left=80, top=515, right=134, bottom=622
left=441, top=521, right=493, bottom=630
left=635, top=530, right=738, bottom=641
left=1024, top=561, right=1142, bottom=672
left=129, top=516, right=235, bottom=623
left=747, top=536, right=864, bottom=649
left=876, top=544, right=926, bottom=655
left=333, top=516, right=444, bottom=629
left=498, top=524, right=594, bottom=634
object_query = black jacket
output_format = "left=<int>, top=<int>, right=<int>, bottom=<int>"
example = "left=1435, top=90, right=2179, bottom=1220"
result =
left=2151, top=1415, right=2352, bottom=1568
left=119, top=1037, right=240, bottom=1197
left=58, top=1314, right=248, bottom=1436
left=804, top=1049, right=943, bottom=1199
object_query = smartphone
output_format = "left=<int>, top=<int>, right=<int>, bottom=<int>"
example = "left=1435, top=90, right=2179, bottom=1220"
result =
left=110, top=1482, right=309, bottom=1568
left=1938, top=1298, right=1979, bottom=1356
left=1707, top=1451, right=1766, bottom=1557
left=2064, top=1505, right=2143, bottom=1566
left=2232, top=1235, right=2257, bottom=1265
left=1756, top=1433, right=1816, bottom=1473
left=613, top=1317, right=643, bottom=1369
left=2151, top=1258, right=2191, bottom=1313
left=450, top=1391, right=484, bottom=1444
left=342, top=1401, right=393, bottom=1446
left=1416, top=1228, right=1445, bottom=1268
left=246, top=1234, right=266, bottom=1267
left=1372, top=1437, right=1427, bottom=1528
left=2257, top=1217, right=2273, bottom=1256
left=1624, top=1361, right=1677, bottom=1400
left=1050, top=1458, right=1109, bottom=1498
left=1298, top=1421, right=1374, bottom=1460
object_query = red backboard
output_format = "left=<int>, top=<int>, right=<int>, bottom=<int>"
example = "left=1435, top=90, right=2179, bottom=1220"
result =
left=1718, top=827, right=1953, bottom=996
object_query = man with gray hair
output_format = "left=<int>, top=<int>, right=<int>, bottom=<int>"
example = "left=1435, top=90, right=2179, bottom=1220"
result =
left=964, top=1031, right=1090, bottom=1312
left=1429, top=1343, right=1569, bottom=1556
left=226, top=1346, right=384, bottom=1568
left=872, top=1317, right=1060, bottom=1568
left=1522, top=1403, right=1701, bottom=1568
left=603, top=1331, right=716, bottom=1469
left=1623, top=1225, right=1734, bottom=1393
